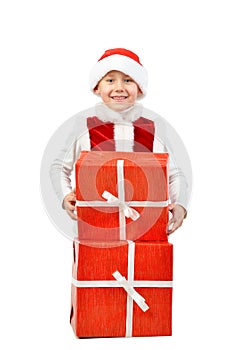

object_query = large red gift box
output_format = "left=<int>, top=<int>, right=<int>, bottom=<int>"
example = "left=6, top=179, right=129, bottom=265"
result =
left=70, top=240, right=173, bottom=338
left=75, top=151, right=169, bottom=241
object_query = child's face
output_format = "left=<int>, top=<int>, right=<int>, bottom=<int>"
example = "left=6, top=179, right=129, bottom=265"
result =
left=94, top=70, right=142, bottom=111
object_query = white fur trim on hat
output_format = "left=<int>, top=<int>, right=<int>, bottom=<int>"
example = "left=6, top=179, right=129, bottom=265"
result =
left=89, top=53, right=148, bottom=97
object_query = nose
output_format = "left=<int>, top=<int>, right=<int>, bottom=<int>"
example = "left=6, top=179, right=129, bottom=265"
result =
left=114, top=79, right=124, bottom=91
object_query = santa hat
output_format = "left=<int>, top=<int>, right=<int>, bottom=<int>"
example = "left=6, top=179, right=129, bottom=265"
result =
left=89, top=48, right=148, bottom=97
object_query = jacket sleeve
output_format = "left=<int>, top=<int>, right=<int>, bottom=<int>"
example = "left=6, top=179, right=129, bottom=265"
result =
left=152, top=114, right=192, bottom=211
left=49, top=128, right=81, bottom=204
left=49, top=112, right=88, bottom=204
left=49, top=108, right=95, bottom=204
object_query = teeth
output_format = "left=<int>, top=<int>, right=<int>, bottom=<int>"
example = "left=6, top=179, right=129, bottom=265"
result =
left=112, top=96, right=126, bottom=101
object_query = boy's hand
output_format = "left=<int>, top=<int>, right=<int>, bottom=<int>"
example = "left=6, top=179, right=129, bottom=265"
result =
left=167, top=204, right=186, bottom=235
left=62, top=189, right=77, bottom=220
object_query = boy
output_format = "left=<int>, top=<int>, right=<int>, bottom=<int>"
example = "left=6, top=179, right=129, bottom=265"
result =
left=50, top=48, right=191, bottom=234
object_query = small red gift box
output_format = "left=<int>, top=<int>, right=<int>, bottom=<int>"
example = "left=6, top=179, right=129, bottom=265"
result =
left=75, top=151, right=169, bottom=241
left=70, top=240, right=173, bottom=338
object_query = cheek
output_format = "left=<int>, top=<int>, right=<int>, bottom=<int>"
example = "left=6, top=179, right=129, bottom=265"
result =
left=99, top=88, right=112, bottom=102
left=129, top=87, right=139, bottom=98
left=100, top=86, right=111, bottom=95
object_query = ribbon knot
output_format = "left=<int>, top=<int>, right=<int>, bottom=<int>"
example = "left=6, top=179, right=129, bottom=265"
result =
left=112, top=270, right=149, bottom=312
left=102, top=190, right=140, bottom=221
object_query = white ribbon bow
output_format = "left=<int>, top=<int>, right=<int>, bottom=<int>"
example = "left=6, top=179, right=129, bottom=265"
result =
left=112, top=270, right=149, bottom=312
left=102, top=190, right=140, bottom=221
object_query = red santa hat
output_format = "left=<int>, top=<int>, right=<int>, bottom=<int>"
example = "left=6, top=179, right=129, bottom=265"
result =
left=89, top=48, right=148, bottom=97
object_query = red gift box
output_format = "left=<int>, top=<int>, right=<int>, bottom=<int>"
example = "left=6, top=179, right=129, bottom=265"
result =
left=75, top=151, right=169, bottom=241
left=70, top=241, right=173, bottom=338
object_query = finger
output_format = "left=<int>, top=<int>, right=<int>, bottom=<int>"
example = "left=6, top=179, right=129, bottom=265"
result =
left=65, top=201, right=76, bottom=210
left=65, top=194, right=76, bottom=203
left=168, top=217, right=175, bottom=226
left=167, top=217, right=175, bottom=233
left=66, top=194, right=76, bottom=202
left=168, top=214, right=177, bottom=230
left=168, top=203, right=176, bottom=211
left=167, top=219, right=183, bottom=235
left=67, top=209, right=77, bottom=221
left=167, top=222, right=175, bottom=235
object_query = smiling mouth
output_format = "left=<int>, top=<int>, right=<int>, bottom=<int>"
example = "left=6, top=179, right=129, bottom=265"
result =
left=111, top=96, right=128, bottom=101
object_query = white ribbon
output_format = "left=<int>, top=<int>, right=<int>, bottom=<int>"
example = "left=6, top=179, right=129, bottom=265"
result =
left=112, top=270, right=149, bottom=312
left=71, top=279, right=173, bottom=288
left=102, top=160, right=139, bottom=240
left=102, top=191, right=140, bottom=221
left=71, top=241, right=173, bottom=338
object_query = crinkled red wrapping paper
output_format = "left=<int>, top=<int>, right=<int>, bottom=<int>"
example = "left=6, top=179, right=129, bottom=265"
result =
left=70, top=241, right=173, bottom=338
left=75, top=151, right=169, bottom=241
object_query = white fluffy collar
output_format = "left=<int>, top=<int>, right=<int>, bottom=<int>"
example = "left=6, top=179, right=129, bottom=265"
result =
left=94, top=103, right=143, bottom=123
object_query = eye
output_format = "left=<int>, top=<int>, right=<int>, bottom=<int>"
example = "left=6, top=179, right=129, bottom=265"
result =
left=124, top=78, right=133, bottom=83
left=106, top=78, right=114, bottom=83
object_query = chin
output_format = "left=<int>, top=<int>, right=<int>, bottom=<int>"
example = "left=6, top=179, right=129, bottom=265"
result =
left=106, top=101, right=133, bottom=112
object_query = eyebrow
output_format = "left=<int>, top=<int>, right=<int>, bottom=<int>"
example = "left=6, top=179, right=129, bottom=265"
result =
left=105, top=73, right=116, bottom=77
left=105, top=73, right=131, bottom=78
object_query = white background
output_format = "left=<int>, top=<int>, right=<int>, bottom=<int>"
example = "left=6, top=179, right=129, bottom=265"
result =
left=1, top=1, right=233, bottom=349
